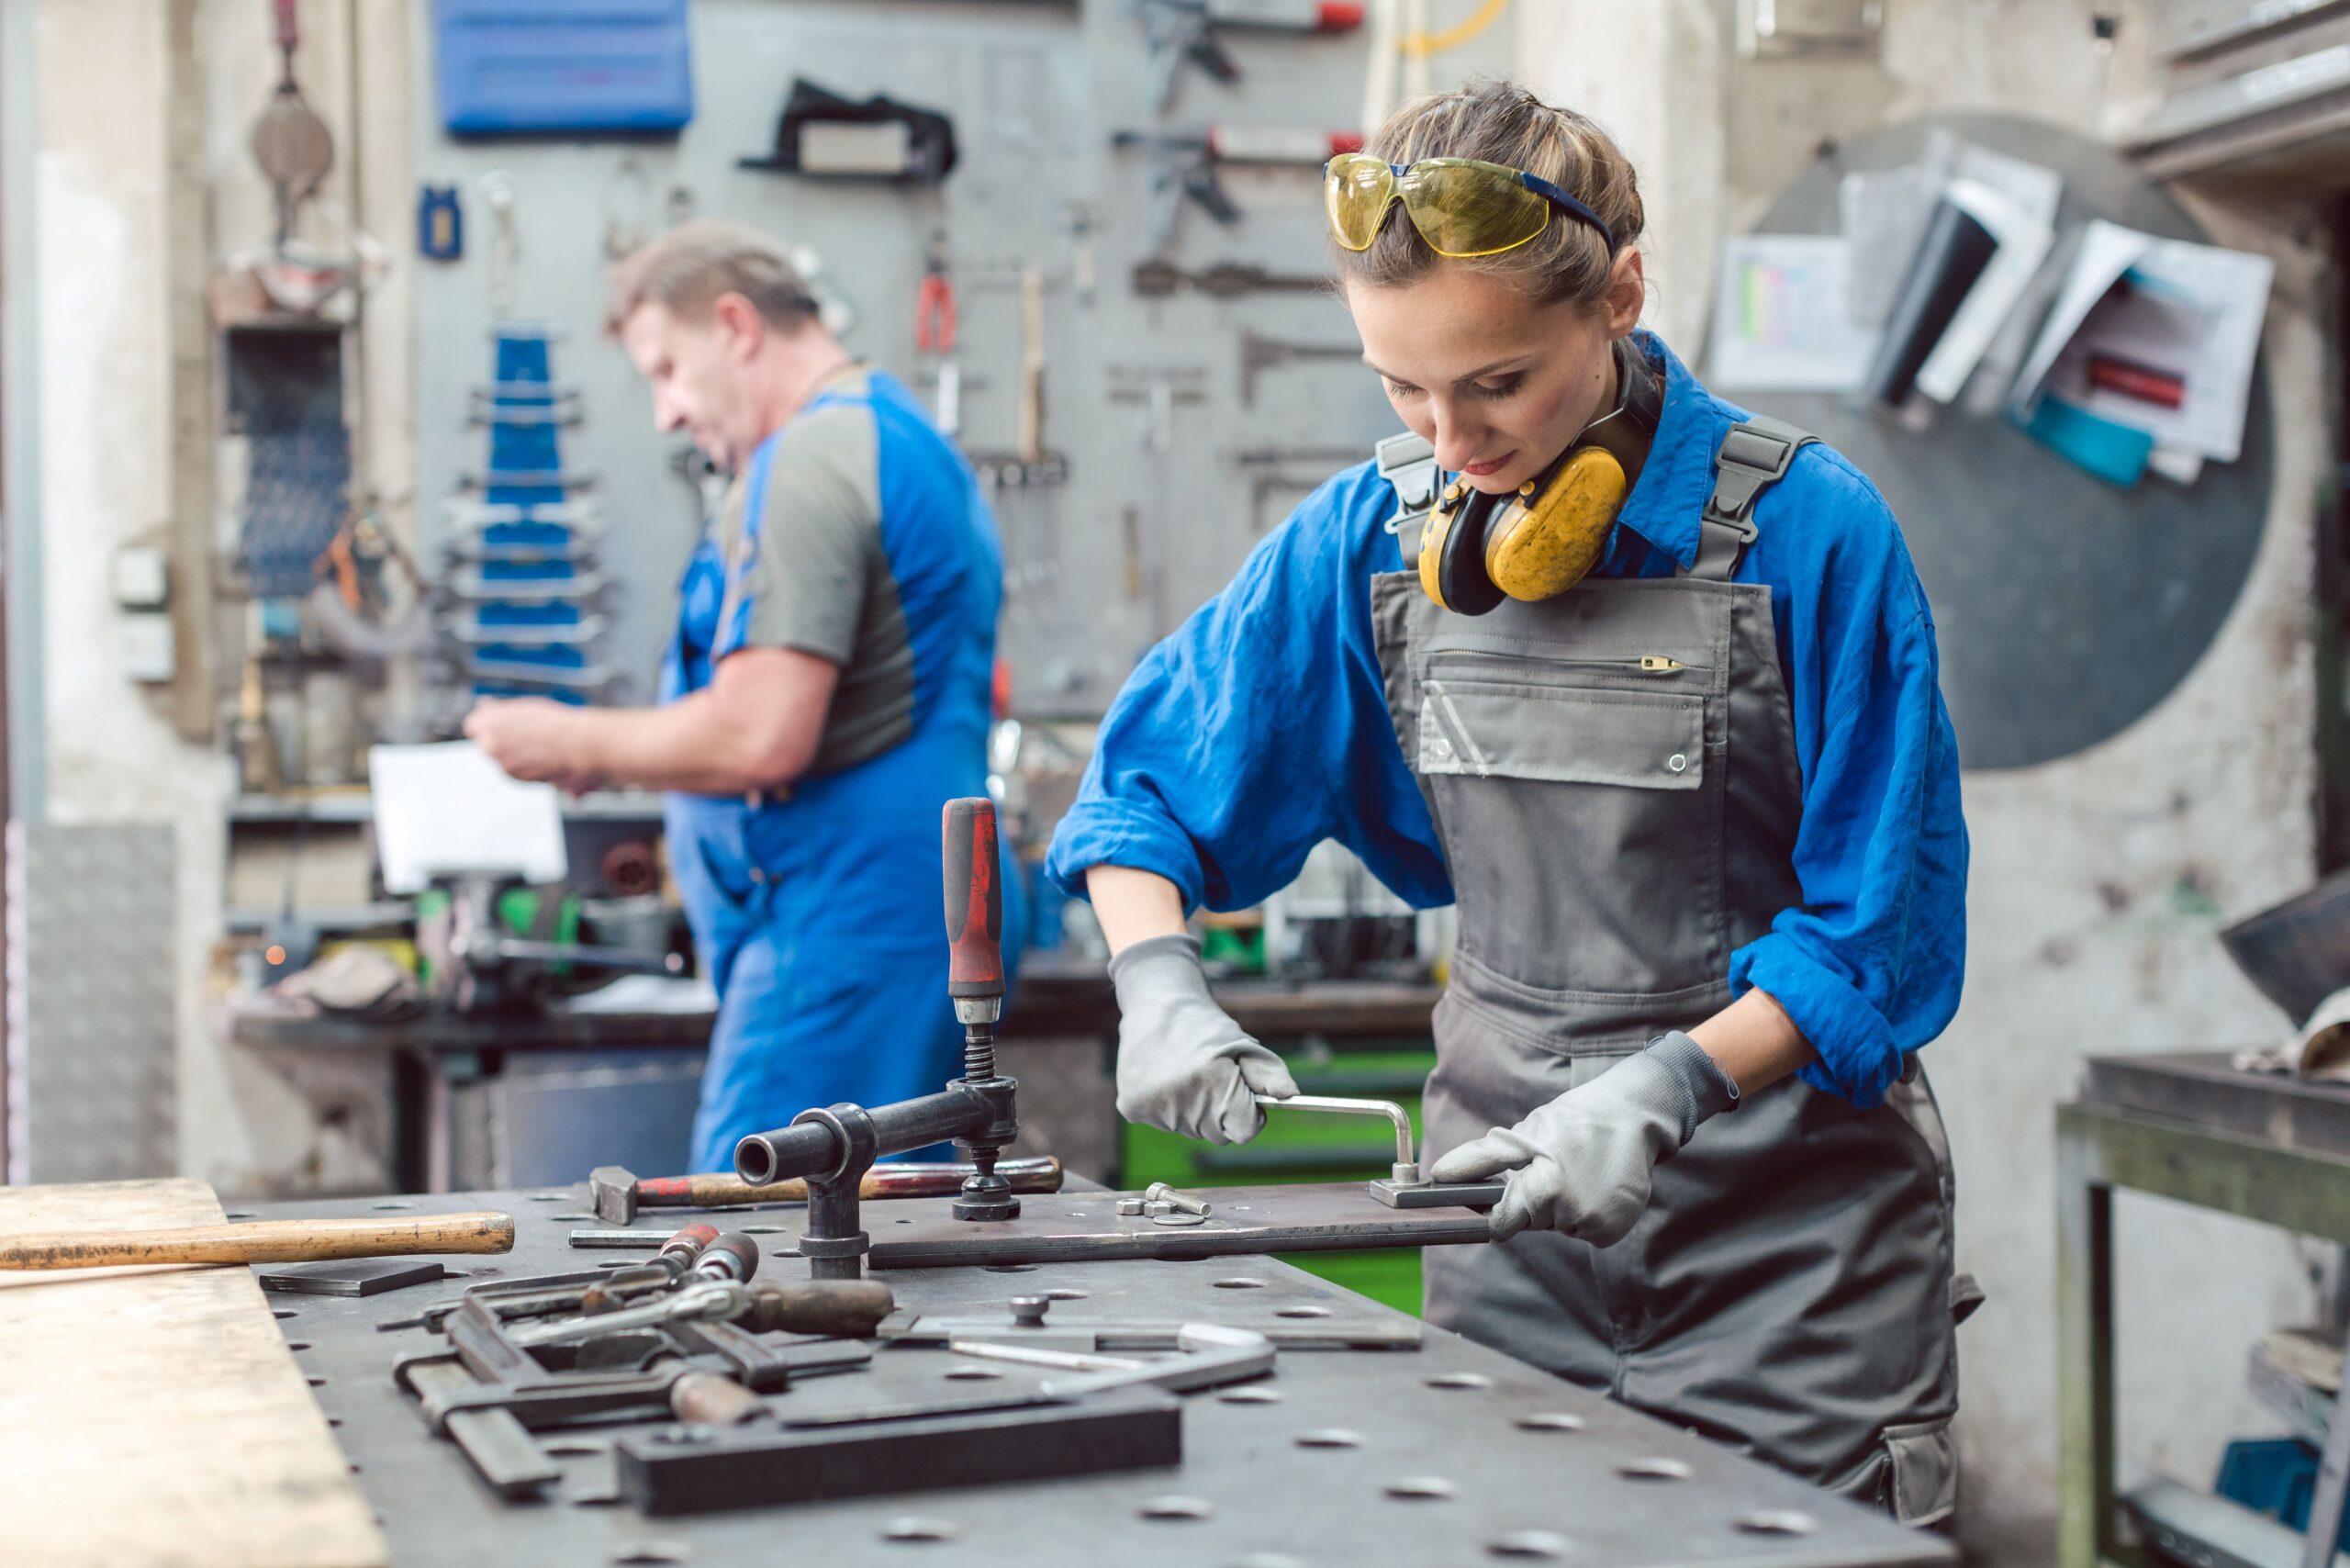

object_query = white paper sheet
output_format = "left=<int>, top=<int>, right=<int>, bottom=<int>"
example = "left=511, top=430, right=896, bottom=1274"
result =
left=369, top=742, right=568, bottom=894
left=1707, top=236, right=1879, bottom=393
left=2009, top=218, right=2273, bottom=463
left=1910, top=179, right=2058, bottom=406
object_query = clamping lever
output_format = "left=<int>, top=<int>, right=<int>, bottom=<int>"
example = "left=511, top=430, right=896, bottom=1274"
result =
left=1253, top=1092, right=1505, bottom=1211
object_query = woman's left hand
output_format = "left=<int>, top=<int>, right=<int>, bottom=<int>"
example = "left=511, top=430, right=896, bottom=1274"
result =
left=1429, top=1032, right=1737, bottom=1246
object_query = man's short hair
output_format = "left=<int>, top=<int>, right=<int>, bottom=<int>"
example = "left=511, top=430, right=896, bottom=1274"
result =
left=604, top=220, right=822, bottom=338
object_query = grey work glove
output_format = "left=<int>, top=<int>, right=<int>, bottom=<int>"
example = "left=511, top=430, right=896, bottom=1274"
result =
left=1428, top=1031, right=1739, bottom=1246
left=1110, top=934, right=1300, bottom=1144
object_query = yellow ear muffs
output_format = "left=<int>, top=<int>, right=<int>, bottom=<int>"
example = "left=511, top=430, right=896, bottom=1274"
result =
left=1417, top=482, right=1506, bottom=616
left=1483, top=445, right=1628, bottom=603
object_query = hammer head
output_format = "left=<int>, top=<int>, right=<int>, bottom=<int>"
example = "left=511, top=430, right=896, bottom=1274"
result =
left=589, top=1165, right=638, bottom=1226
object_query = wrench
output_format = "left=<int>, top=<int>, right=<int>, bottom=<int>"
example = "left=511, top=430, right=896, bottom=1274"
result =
left=509, top=1281, right=750, bottom=1349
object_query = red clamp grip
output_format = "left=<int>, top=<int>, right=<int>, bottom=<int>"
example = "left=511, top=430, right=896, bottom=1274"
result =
left=941, top=798, right=1004, bottom=1002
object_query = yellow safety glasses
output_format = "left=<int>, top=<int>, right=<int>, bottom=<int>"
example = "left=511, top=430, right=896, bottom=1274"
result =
left=1325, top=152, right=1616, bottom=260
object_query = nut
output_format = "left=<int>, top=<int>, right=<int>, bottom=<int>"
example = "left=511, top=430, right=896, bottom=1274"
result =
left=1114, top=1197, right=1146, bottom=1216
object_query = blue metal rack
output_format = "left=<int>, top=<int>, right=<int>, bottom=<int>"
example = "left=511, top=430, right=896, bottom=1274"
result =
left=440, top=322, right=618, bottom=707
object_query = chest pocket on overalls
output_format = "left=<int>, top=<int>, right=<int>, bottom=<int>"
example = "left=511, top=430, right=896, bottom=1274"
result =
left=1411, top=631, right=1724, bottom=1002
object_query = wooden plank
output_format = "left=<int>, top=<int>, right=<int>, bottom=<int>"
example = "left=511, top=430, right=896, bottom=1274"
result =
left=0, top=1178, right=387, bottom=1568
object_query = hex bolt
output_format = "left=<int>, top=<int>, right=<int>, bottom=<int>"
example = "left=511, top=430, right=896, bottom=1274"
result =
left=1143, top=1182, right=1212, bottom=1217
left=1008, top=1295, right=1051, bottom=1327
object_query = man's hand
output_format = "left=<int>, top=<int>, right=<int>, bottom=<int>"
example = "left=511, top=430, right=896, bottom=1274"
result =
left=464, top=697, right=590, bottom=784
left=1110, top=934, right=1299, bottom=1145
left=1429, top=1032, right=1739, bottom=1246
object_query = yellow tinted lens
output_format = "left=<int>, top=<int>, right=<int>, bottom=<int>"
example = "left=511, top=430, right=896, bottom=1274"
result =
left=1402, top=161, right=1552, bottom=258
left=1326, top=154, right=1396, bottom=251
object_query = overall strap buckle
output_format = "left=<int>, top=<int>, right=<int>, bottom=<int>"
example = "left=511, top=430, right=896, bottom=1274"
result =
left=1375, top=431, right=1439, bottom=562
left=1690, top=416, right=1816, bottom=582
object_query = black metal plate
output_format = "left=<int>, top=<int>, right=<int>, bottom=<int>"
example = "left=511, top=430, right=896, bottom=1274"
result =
left=613, top=1387, right=1182, bottom=1515
left=258, top=1259, right=448, bottom=1296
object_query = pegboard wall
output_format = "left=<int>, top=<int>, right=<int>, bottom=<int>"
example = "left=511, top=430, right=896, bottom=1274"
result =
left=408, top=0, right=1516, bottom=717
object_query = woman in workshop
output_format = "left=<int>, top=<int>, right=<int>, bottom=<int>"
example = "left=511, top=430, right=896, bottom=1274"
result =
left=1046, top=77, right=1971, bottom=1526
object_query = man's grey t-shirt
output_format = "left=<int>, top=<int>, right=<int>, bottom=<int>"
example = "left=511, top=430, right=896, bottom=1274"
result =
left=710, top=369, right=917, bottom=777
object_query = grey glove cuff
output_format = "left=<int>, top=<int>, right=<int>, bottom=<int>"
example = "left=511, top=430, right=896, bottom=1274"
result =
left=1108, top=933, right=1209, bottom=1001
left=1640, top=1030, right=1740, bottom=1146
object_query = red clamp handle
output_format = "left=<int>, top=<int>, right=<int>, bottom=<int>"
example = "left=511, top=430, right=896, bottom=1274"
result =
left=942, top=798, right=1004, bottom=1002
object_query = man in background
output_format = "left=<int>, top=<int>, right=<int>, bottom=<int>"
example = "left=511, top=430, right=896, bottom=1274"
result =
left=466, top=221, right=1019, bottom=1172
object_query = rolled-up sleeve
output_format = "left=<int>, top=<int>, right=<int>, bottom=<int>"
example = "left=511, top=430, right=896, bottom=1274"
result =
left=1046, top=469, right=1449, bottom=914
left=1731, top=458, right=1967, bottom=1107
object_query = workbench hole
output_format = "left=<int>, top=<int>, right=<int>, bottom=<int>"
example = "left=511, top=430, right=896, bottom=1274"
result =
left=307, top=1376, right=328, bottom=1389
left=1138, top=1495, right=1214, bottom=1521
left=736, top=1226, right=786, bottom=1235
left=649, top=1426, right=714, bottom=1447
left=1486, top=1530, right=1571, bottom=1558
left=1427, top=1372, right=1494, bottom=1390
left=546, top=1211, right=597, bottom=1222
left=1383, top=1476, right=1458, bottom=1501
left=1514, top=1413, right=1583, bottom=1433
left=223, top=1210, right=257, bottom=1221
left=880, top=1518, right=960, bottom=1543
left=1735, top=1510, right=1818, bottom=1536
left=370, top=1201, right=417, bottom=1211
left=527, top=1193, right=569, bottom=1202
left=1294, top=1428, right=1365, bottom=1449
left=609, top=1543, right=690, bottom=1564
left=893, top=1218, right=913, bottom=1224
left=284, top=1341, right=313, bottom=1351
left=325, top=1417, right=341, bottom=1428
left=982, top=1264, right=1036, bottom=1273
left=1617, top=1458, right=1692, bottom=1482
left=1216, top=1387, right=1282, bottom=1405
left=1275, top=1306, right=1333, bottom=1318
left=944, top=1364, right=1005, bottom=1381
left=272, top=1308, right=298, bottom=1320
left=596, top=1260, right=632, bottom=1269
left=1212, top=1277, right=1267, bottom=1290
left=1041, top=1288, right=1088, bottom=1301
left=544, top=1439, right=610, bottom=1457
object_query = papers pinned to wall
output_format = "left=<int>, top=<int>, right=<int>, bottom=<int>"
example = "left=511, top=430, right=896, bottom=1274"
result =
left=1706, top=235, right=1880, bottom=393
left=2009, top=218, right=2273, bottom=469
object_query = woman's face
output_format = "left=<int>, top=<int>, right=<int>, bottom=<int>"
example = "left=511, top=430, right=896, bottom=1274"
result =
left=1346, top=252, right=1644, bottom=497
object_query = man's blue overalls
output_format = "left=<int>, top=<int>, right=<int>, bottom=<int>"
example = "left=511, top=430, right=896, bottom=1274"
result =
left=660, top=372, right=1023, bottom=1174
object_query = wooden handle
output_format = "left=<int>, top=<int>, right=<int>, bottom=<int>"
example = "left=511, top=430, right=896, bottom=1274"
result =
left=0, top=1211, right=517, bottom=1271
left=652, top=1156, right=1063, bottom=1209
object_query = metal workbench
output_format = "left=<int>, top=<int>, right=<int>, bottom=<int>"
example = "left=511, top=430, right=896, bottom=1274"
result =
left=2060, top=1052, right=2350, bottom=1568
left=257, top=1183, right=1950, bottom=1567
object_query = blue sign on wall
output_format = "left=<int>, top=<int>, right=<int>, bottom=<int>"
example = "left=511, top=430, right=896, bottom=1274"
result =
left=434, top=0, right=694, bottom=137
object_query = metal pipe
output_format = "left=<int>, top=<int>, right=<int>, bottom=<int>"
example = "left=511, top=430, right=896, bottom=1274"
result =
left=1255, top=1092, right=1422, bottom=1184
left=733, top=1088, right=990, bottom=1187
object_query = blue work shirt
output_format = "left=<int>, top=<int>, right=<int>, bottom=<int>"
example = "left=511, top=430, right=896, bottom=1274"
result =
left=1046, top=330, right=1966, bottom=1107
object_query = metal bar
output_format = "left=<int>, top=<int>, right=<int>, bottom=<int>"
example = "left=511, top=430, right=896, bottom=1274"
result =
left=2, top=0, right=43, bottom=830
left=2061, top=1100, right=2350, bottom=1247
left=2304, top=1317, right=2350, bottom=1568
left=2056, top=1107, right=2131, bottom=1568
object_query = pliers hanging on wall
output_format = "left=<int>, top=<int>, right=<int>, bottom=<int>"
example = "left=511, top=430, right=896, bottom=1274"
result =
left=915, top=233, right=958, bottom=356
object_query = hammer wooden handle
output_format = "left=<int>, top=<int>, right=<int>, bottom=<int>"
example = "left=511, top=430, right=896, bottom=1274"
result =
left=635, top=1157, right=1062, bottom=1209
left=0, top=1211, right=516, bottom=1271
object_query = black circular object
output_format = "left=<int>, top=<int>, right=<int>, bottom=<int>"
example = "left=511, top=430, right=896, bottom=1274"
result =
left=1744, top=112, right=2274, bottom=769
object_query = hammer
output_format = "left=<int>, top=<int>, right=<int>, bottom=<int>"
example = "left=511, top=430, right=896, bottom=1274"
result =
left=0, top=1211, right=514, bottom=1271
left=588, top=1156, right=1063, bottom=1226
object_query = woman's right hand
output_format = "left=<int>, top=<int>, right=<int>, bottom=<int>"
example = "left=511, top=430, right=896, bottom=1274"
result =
left=1108, top=934, right=1298, bottom=1145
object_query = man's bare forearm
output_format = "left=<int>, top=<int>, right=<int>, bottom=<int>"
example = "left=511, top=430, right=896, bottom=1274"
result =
left=569, top=694, right=795, bottom=795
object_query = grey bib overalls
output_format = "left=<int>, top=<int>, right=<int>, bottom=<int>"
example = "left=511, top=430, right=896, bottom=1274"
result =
left=1371, top=419, right=1967, bottom=1525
